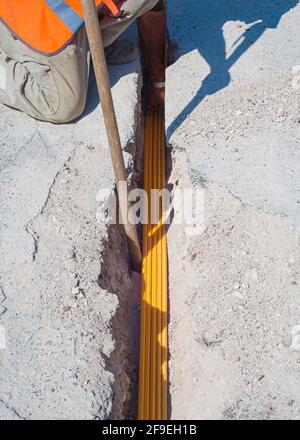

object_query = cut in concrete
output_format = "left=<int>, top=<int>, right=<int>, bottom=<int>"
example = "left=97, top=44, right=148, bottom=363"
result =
left=166, top=0, right=300, bottom=419
left=0, top=26, right=141, bottom=420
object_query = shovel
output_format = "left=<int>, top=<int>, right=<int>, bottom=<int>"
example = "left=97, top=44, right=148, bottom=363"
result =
left=80, top=0, right=142, bottom=272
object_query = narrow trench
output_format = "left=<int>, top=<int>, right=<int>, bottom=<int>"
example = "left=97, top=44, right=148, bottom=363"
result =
left=97, top=88, right=174, bottom=420
left=97, top=23, right=174, bottom=419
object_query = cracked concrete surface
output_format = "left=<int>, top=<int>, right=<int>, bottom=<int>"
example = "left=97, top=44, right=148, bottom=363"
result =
left=0, top=398, right=24, bottom=420
left=0, top=26, right=141, bottom=419
left=2, top=1, right=300, bottom=421
left=166, top=0, right=300, bottom=419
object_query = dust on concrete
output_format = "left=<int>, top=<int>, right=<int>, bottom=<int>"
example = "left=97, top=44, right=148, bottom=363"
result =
left=166, top=0, right=300, bottom=420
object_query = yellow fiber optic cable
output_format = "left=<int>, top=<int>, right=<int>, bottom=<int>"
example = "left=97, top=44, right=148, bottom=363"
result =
left=138, top=106, right=168, bottom=420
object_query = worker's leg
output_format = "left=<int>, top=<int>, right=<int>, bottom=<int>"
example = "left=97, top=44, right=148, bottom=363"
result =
left=0, top=22, right=90, bottom=123
left=100, top=0, right=161, bottom=47
left=102, top=0, right=166, bottom=108
left=137, top=1, right=166, bottom=107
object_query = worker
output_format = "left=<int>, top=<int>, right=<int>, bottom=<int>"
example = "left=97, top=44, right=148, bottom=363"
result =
left=0, top=0, right=166, bottom=123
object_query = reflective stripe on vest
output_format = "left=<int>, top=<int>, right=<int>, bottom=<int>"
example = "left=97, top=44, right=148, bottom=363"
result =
left=0, top=0, right=119, bottom=56
left=46, top=0, right=83, bottom=33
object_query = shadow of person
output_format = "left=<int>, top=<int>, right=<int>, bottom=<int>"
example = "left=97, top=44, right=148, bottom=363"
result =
left=167, top=0, right=299, bottom=139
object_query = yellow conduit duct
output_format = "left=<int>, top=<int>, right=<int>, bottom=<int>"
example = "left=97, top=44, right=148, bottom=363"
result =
left=138, top=105, right=168, bottom=420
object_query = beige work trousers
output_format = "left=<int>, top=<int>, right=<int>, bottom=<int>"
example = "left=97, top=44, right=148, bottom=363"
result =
left=0, top=0, right=159, bottom=123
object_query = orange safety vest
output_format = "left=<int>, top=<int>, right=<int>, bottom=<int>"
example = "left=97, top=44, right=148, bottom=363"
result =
left=0, top=0, right=119, bottom=56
